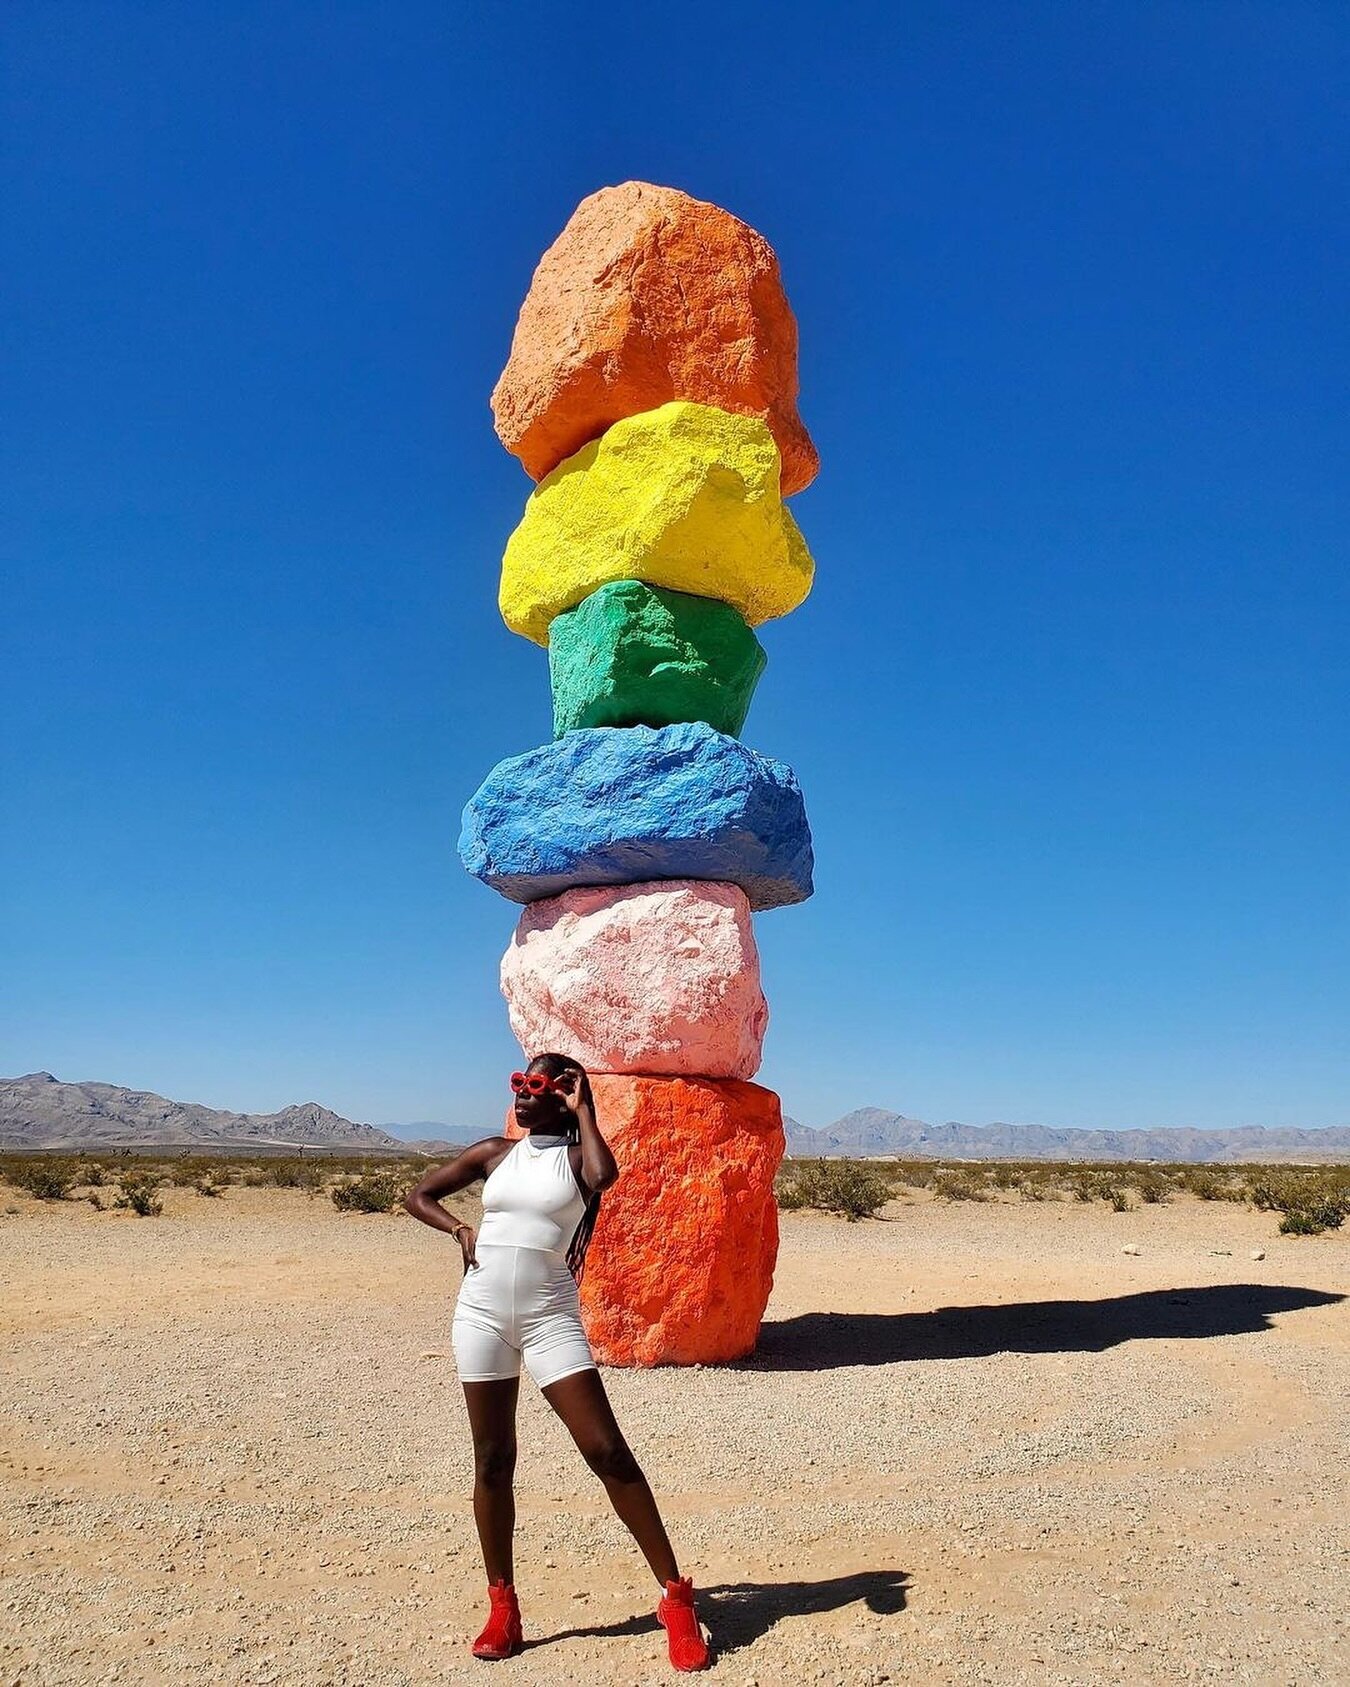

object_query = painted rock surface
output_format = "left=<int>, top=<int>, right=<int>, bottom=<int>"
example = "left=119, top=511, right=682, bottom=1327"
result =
left=507, top=1074, right=784, bottom=1365
left=490, top=180, right=818, bottom=496
left=499, top=401, right=813, bottom=646
left=500, top=879, right=767, bottom=1080
left=549, top=581, right=766, bottom=738
left=458, top=720, right=814, bottom=911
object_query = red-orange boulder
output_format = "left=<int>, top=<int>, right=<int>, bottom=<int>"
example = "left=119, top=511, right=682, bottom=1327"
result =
left=490, top=181, right=818, bottom=497
left=505, top=1074, right=784, bottom=1365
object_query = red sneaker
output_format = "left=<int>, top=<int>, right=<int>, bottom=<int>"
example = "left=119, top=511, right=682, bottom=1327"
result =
left=471, top=1578, right=523, bottom=1660
left=656, top=1575, right=710, bottom=1671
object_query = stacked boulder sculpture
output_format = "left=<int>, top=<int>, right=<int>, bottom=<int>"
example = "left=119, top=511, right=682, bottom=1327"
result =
left=460, top=180, right=816, bottom=1365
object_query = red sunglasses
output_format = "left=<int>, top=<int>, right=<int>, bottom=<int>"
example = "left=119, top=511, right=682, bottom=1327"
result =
left=510, top=1071, right=565, bottom=1096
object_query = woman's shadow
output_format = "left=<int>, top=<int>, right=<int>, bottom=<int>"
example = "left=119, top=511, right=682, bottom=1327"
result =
left=533, top=1284, right=1339, bottom=1655
left=539, top=1567, right=909, bottom=1654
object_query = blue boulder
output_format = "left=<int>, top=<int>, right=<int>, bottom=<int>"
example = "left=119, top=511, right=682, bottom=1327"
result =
left=459, top=721, right=813, bottom=911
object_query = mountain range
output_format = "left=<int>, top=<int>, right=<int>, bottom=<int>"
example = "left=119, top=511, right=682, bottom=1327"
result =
left=0, top=1073, right=401, bottom=1152
left=382, top=1124, right=487, bottom=1153
left=3, top=1074, right=1345, bottom=1163
left=784, top=1108, right=1350, bottom=1164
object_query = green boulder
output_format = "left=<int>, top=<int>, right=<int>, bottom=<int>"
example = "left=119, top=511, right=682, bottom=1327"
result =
left=548, top=581, right=767, bottom=738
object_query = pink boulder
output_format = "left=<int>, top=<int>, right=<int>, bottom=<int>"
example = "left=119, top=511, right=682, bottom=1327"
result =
left=499, top=879, right=768, bottom=1080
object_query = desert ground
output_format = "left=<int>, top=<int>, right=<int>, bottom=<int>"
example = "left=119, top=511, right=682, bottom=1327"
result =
left=2, top=1180, right=1346, bottom=1686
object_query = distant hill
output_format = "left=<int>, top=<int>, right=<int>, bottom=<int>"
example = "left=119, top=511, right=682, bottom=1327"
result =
left=6, top=1074, right=1344, bottom=1164
left=785, top=1108, right=930, bottom=1157
left=784, top=1108, right=1350, bottom=1164
left=383, top=1124, right=490, bottom=1155
left=0, top=1073, right=402, bottom=1152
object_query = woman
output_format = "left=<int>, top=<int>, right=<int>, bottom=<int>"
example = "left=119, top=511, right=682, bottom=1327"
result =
left=404, top=1052, right=710, bottom=1672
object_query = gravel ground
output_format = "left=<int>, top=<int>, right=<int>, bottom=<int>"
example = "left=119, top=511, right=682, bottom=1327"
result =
left=1, top=1184, right=1346, bottom=1685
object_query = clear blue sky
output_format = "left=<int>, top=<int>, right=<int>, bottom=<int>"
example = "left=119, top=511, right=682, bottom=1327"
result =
left=3, top=3, right=1345, bottom=1133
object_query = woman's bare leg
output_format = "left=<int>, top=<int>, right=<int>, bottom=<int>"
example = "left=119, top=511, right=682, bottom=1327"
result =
left=462, top=1378, right=520, bottom=1583
left=541, top=1368, right=680, bottom=1585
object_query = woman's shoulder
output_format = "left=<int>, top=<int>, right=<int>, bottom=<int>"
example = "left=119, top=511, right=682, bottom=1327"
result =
left=458, top=1134, right=518, bottom=1175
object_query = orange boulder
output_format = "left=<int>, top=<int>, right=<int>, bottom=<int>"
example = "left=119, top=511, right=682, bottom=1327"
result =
left=490, top=181, right=818, bottom=497
left=505, top=1074, right=784, bottom=1365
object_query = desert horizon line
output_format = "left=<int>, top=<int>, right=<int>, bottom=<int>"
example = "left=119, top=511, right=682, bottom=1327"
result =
left=4, top=1069, right=1346, bottom=1144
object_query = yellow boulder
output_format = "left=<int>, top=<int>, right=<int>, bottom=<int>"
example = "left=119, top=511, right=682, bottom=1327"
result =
left=498, top=401, right=814, bottom=645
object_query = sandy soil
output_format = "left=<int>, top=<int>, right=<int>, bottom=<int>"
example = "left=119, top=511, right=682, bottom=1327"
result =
left=1, top=1183, right=1346, bottom=1685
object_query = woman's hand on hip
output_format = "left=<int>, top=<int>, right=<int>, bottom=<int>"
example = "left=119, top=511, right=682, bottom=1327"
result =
left=455, top=1224, right=479, bottom=1272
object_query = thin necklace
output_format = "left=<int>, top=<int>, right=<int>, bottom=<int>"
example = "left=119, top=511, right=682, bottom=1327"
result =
left=525, top=1130, right=569, bottom=1150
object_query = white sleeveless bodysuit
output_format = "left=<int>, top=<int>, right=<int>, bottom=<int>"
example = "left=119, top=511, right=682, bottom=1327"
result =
left=450, top=1133, right=597, bottom=1388
left=476, top=1132, right=588, bottom=1254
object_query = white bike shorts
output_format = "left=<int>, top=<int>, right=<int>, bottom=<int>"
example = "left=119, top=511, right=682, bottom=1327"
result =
left=451, top=1243, right=597, bottom=1389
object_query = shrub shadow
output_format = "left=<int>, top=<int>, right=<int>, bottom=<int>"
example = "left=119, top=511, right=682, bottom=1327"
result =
left=743, top=1284, right=1343, bottom=1371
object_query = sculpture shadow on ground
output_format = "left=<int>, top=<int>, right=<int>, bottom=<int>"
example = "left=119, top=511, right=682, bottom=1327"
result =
left=743, top=1283, right=1344, bottom=1371
left=535, top=1568, right=910, bottom=1656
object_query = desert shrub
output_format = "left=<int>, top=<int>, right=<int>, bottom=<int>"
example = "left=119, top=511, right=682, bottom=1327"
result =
left=80, top=1162, right=108, bottom=1187
left=1133, top=1171, right=1172, bottom=1204
left=1239, top=1169, right=1348, bottom=1236
left=239, top=1165, right=269, bottom=1187
left=260, top=1158, right=328, bottom=1192
left=775, top=1160, right=892, bottom=1221
left=892, top=1160, right=938, bottom=1191
left=86, top=1191, right=105, bottom=1210
left=264, top=1158, right=310, bottom=1188
left=193, top=1176, right=225, bottom=1198
left=1009, top=1164, right=1062, bottom=1200
left=343, top=1157, right=402, bottom=1181
left=1064, top=1168, right=1137, bottom=1206
left=330, top=1171, right=406, bottom=1214
left=1277, top=1198, right=1347, bottom=1236
left=774, top=1166, right=810, bottom=1210
left=169, top=1157, right=217, bottom=1187
left=113, top=1171, right=163, bottom=1217
left=1182, top=1168, right=1240, bottom=1201
left=932, top=1170, right=991, bottom=1202
left=9, top=1159, right=78, bottom=1201
left=1247, top=1174, right=1307, bottom=1213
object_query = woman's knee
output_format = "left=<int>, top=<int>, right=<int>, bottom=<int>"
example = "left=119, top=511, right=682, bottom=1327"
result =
left=581, top=1433, right=642, bottom=1484
left=473, top=1438, right=517, bottom=1489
